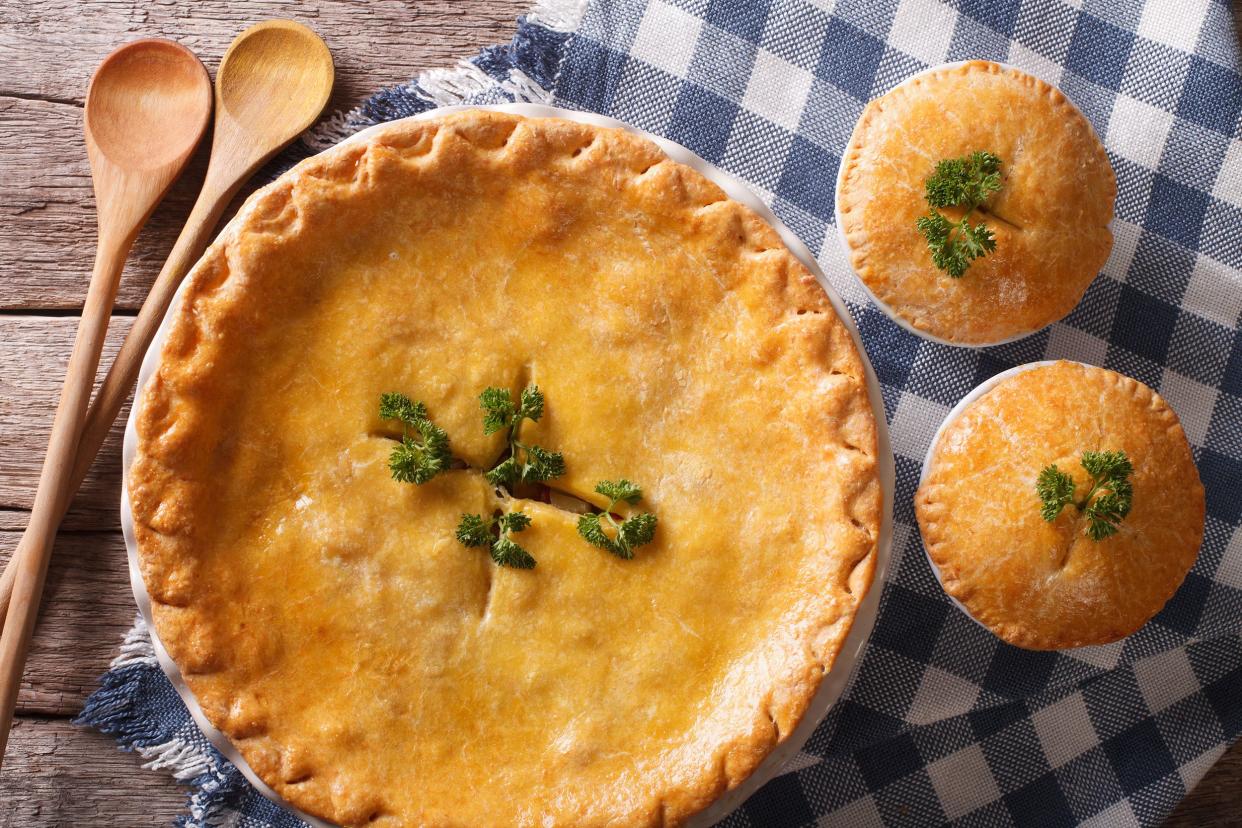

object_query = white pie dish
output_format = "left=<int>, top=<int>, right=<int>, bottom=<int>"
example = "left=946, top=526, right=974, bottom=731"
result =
left=120, top=102, right=896, bottom=827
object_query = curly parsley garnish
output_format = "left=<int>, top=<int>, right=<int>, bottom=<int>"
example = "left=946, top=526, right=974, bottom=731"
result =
left=479, top=385, right=566, bottom=486
left=916, top=151, right=1003, bottom=278
left=577, top=479, right=658, bottom=560
left=382, top=388, right=659, bottom=569
left=1037, top=450, right=1134, bottom=541
left=379, top=392, right=451, bottom=484
left=456, top=510, right=535, bottom=569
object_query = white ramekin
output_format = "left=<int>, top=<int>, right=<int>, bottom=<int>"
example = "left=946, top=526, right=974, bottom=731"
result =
left=832, top=61, right=1098, bottom=350
left=916, top=359, right=1099, bottom=643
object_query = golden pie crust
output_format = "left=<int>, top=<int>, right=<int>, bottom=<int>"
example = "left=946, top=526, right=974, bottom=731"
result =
left=916, top=361, right=1204, bottom=650
left=837, top=61, right=1116, bottom=345
left=128, top=111, right=881, bottom=827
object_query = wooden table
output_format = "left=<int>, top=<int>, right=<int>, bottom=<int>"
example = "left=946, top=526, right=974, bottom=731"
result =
left=0, top=2, right=1236, bottom=824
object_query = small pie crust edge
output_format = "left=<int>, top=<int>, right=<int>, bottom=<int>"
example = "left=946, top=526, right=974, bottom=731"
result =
left=837, top=60, right=1117, bottom=345
left=915, top=361, right=1204, bottom=650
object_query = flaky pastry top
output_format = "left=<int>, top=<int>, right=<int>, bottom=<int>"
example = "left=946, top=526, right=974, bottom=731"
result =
left=128, top=111, right=881, bottom=826
left=916, top=361, right=1203, bottom=650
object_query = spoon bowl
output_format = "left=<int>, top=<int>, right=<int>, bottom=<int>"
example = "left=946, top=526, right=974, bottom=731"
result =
left=85, top=39, right=212, bottom=171
left=217, top=19, right=334, bottom=140
left=0, top=21, right=335, bottom=643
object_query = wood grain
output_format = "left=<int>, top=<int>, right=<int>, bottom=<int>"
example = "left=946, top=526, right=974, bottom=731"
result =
left=0, top=717, right=185, bottom=826
left=0, top=531, right=136, bottom=717
left=0, top=316, right=130, bottom=531
left=1168, top=744, right=1242, bottom=828
left=0, top=40, right=214, bottom=764
left=0, top=0, right=528, bottom=311
left=0, top=0, right=528, bottom=106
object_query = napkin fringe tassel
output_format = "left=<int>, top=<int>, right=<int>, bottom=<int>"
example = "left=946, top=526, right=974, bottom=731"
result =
left=77, top=614, right=252, bottom=827
left=302, top=0, right=585, bottom=152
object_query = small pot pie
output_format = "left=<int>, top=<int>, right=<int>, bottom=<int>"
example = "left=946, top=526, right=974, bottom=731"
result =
left=128, top=111, right=882, bottom=826
left=836, top=61, right=1116, bottom=345
left=915, top=361, right=1204, bottom=650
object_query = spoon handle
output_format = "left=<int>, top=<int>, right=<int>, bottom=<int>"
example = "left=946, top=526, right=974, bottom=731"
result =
left=0, top=179, right=235, bottom=635
left=85, top=179, right=236, bottom=482
left=0, top=233, right=133, bottom=767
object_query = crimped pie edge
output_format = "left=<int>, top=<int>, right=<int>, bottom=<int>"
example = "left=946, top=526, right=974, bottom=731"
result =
left=836, top=60, right=1117, bottom=346
left=126, top=110, right=883, bottom=827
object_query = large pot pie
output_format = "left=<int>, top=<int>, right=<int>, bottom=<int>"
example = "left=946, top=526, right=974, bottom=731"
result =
left=128, top=111, right=882, bottom=826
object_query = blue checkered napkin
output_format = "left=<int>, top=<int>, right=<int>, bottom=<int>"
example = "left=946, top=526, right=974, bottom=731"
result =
left=80, top=1, right=1242, bottom=826
left=549, top=0, right=1242, bottom=825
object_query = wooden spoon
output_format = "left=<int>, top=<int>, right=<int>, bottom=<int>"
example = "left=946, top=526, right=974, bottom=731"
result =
left=0, top=21, right=334, bottom=634
left=0, top=39, right=212, bottom=766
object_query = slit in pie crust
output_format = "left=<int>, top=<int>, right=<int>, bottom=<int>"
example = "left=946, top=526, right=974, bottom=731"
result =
left=916, top=361, right=1203, bottom=650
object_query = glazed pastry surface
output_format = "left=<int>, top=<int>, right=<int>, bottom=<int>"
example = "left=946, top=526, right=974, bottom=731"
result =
left=129, top=111, right=881, bottom=827
left=917, top=361, right=1203, bottom=650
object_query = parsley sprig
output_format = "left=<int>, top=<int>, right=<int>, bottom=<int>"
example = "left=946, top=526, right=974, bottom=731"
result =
left=1037, top=450, right=1134, bottom=541
left=916, top=151, right=1003, bottom=278
left=379, top=392, right=451, bottom=484
left=383, top=388, right=659, bottom=569
left=479, top=385, right=566, bottom=486
left=577, top=479, right=658, bottom=560
left=456, top=510, right=535, bottom=569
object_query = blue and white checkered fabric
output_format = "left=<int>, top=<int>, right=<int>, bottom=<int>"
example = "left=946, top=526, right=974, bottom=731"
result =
left=81, top=1, right=1242, bottom=825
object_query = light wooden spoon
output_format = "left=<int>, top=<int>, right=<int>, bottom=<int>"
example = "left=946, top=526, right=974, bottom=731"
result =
left=0, top=21, right=334, bottom=634
left=0, top=39, right=212, bottom=766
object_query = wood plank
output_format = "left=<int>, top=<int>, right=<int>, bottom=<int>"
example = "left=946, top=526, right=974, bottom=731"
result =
left=0, top=715, right=1235, bottom=827
left=0, top=2, right=1238, bottom=824
left=0, top=0, right=527, bottom=311
left=0, top=95, right=216, bottom=311
left=1168, top=740, right=1242, bottom=827
left=0, top=717, right=185, bottom=826
left=0, top=97, right=94, bottom=310
left=3, top=506, right=1237, bottom=822
left=0, top=316, right=129, bottom=531
left=1, top=531, right=137, bottom=717
left=0, top=0, right=528, bottom=105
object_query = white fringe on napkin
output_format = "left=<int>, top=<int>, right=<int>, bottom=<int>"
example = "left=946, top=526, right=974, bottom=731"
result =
left=302, top=0, right=586, bottom=152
